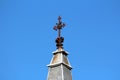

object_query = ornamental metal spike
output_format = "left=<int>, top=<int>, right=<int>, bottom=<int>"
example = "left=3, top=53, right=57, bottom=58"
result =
left=53, top=16, right=66, bottom=49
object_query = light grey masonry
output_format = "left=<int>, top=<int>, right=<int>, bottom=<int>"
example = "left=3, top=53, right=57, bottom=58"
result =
left=47, top=48, right=72, bottom=80
left=48, top=66, right=62, bottom=80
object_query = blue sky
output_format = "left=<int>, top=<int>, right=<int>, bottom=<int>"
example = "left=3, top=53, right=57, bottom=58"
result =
left=0, top=0, right=120, bottom=80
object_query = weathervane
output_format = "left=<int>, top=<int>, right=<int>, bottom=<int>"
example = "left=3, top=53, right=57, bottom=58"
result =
left=53, top=16, right=66, bottom=49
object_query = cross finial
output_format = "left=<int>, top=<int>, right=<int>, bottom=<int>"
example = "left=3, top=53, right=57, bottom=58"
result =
left=53, top=16, right=66, bottom=49
left=53, top=16, right=65, bottom=38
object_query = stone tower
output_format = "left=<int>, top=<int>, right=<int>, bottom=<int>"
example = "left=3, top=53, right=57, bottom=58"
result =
left=47, top=16, right=72, bottom=80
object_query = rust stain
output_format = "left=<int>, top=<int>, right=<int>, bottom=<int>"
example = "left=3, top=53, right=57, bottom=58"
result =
left=63, top=55, right=69, bottom=65
left=52, top=54, right=60, bottom=64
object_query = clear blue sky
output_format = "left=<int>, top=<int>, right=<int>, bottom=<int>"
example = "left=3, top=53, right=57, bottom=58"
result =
left=0, top=0, right=120, bottom=80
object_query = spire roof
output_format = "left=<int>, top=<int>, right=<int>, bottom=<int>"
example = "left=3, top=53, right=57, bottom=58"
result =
left=48, top=48, right=72, bottom=70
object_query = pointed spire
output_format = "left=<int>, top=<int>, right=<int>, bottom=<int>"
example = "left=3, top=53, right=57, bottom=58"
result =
left=47, top=16, right=72, bottom=80
left=53, top=16, right=66, bottom=49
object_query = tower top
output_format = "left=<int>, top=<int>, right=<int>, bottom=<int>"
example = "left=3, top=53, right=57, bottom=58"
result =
left=53, top=16, right=66, bottom=49
left=47, top=16, right=72, bottom=80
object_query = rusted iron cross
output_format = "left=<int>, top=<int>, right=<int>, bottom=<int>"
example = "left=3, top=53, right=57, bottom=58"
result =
left=53, top=16, right=65, bottom=38
left=53, top=16, right=66, bottom=49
